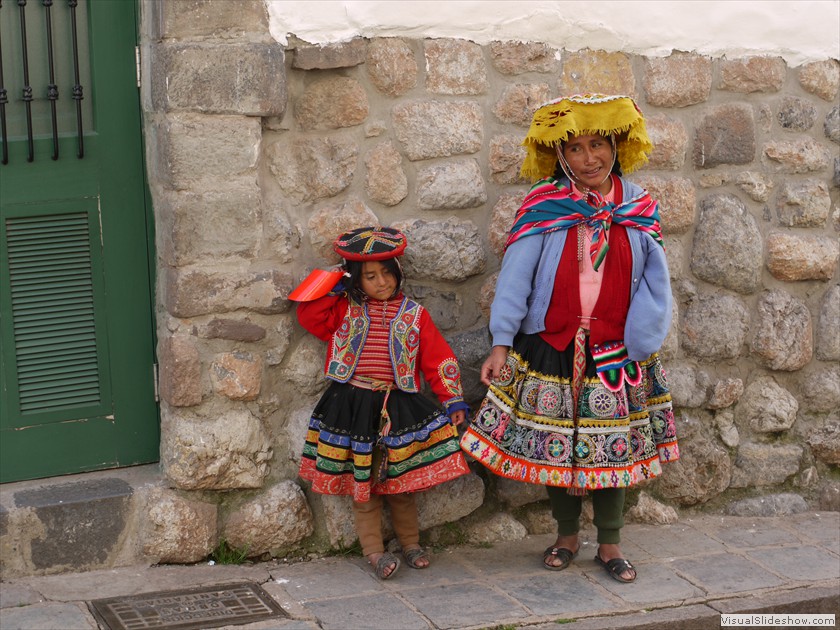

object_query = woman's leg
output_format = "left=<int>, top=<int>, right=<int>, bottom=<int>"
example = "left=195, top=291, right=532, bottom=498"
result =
left=592, top=488, right=635, bottom=581
left=544, top=486, right=582, bottom=567
left=387, top=493, right=428, bottom=568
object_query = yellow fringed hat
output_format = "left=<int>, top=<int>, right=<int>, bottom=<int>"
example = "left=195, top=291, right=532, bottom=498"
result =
left=520, top=94, right=653, bottom=182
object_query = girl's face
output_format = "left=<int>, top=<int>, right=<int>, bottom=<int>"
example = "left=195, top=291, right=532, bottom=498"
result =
left=358, top=260, right=397, bottom=301
left=560, top=133, right=615, bottom=194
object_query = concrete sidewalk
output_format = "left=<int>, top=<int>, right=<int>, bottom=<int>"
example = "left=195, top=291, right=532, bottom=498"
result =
left=1, top=511, right=838, bottom=630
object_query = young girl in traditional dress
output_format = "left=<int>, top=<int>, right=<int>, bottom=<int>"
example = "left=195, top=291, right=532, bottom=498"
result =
left=295, top=226, right=470, bottom=580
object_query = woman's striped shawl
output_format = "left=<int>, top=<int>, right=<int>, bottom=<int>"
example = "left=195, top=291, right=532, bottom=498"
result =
left=505, top=177, right=664, bottom=270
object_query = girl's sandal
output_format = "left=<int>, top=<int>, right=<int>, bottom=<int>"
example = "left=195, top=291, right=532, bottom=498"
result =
left=403, top=546, right=430, bottom=569
left=370, top=552, right=401, bottom=579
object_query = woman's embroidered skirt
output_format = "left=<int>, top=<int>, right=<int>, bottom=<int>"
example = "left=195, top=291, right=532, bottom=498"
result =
left=460, top=334, right=679, bottom=490
left=300, top=381, right=469, bottom=502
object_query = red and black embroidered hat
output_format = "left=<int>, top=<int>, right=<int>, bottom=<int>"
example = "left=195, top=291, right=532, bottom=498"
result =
left=333, top=226, right=407, bottom=261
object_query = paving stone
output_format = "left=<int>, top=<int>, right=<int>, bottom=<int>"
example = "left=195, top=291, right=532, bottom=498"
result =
left=0, top=602, right=97, bottom=630
left=700, top=517, right=802, bottom=548
left=270, top=558, right=380, bottom=602
left=583, top=562, right=705, bottom=604
left=746, top=545, right=840, bottom=582
left=401, top=582, right=528, bottom=628
left=673, top=553, right=785, bottom=594
left=528, top=604, right=722, bottom=630
left=305, top=592, right=429, bottom=630
left=625, top=522, right=728, bottom=558
left=0, top=582, right=44, bottom=608
left=494, top=571, right=618, bottom=616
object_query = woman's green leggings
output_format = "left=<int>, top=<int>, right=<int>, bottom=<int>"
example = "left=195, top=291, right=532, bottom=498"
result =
left=546, top=486, right=625, bottom=544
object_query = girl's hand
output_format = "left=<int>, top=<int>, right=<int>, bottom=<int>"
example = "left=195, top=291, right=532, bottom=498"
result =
left=450, top=409, right=466, bottom=426
left=480, top=345, right=510, bottom=386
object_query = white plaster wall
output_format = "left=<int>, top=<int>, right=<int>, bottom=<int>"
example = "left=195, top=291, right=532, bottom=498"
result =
left=266, top=0, right=839, bottom=66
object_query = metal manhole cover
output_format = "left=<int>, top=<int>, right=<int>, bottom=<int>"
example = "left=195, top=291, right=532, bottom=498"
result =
left=87, top=581, right=289, bottom=630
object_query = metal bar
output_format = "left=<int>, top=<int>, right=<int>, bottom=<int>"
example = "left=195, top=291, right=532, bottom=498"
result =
left=43, top=0, right=58, bottom=160
left=68, top=0, right=83, bottom=158
left=0, top=0, right=9, bottom=164
left=18, top=0, right=34, bottom=162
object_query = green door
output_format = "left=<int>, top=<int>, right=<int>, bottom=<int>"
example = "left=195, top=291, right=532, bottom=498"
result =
left=0, top=0, right=158, bottom=482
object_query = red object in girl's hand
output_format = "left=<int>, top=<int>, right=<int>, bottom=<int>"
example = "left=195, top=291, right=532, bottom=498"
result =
left=288, top=269, right=345, bottom=302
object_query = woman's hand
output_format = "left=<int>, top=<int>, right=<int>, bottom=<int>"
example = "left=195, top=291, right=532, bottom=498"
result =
left=480, top=345, right=510, bottom=385
left=450, top=409, right=466, bottom=426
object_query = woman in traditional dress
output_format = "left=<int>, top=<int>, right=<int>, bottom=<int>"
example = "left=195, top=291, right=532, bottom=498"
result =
left=460, top=94, right=679, bottom=583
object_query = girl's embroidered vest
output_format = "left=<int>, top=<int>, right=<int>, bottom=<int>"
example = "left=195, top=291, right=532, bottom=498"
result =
left=326, top=297, right=424, bottom=392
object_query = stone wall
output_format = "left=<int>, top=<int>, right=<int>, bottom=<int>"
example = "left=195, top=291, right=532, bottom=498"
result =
left=140, top=0, right=839, bottom=562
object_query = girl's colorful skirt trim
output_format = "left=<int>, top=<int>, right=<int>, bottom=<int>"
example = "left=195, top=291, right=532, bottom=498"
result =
left=460, top=334, right=679, bottom=490
left=300, top=381, right=469, bottom=502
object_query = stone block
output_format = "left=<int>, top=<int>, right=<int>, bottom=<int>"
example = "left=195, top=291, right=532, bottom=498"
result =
left=798, top=59, right=840, bottom=101
left=719, top=56, right=786, bottom=93
left=693, top=104, right=755, bottom=168
left=493, top=83, right=552, bottom=126
left=666, top=363, right=709, bottom=409
left=478, top=272, right=498, bottom=322
left=161, top=410, right=273, bottom=490
left=158, top=187, right=262, bottom=266
left=416, top=473, right=485, bottom=530
left=364, top=141, right=408, bottom=206
left=200, top=318, right=267, bottom=342
left=307, top=197, right=379, bottom=264
left=263, top=199, right=301, bottom=264
left=708, top=378, right=744, bottom=410
left=158, top=335, right=203, bottom=407
left=294, top=77, right=369, bottom=130
left=393, top=217, right=486, bottom=282
left=164, top=266, right=294, bottom=318
left=714, top=409, right=740, bottom=448
left=266, top=135, right=358, bottom=202
left=626, top=492, right=679, bottom=525
left=366, top=38, right=417, bottom=97
left=488, top=192, right=523, bottom=259
left=778, top=96, right=817, bottom=131
left=392, top=100, right=483, bottom=161
left=464, top=512, right=527, bottom=544
left=735, top=171, right=774, bottom=202
left=406, top=285, right=463, bottom=332
left=14, top=479, right=132, bottom=571
left=424, top=39, right=488, bottom=95
left=751, top=289, right=813, bottom=371
left=817, top=285, right=840, bottom=361
left=643, top=53, right=711, bottom=107
left=681, top=294, right=749, bottom=360
left=738, top=376, right=799, bottom=434
left=416, top=159, right=487, bottom=210
left=222, top=481, right=314, bottom=556
left=656, top=412, right=730, bottom=506
left=766, top=232, right=839, bottom=282
left=645, top=114, right=688, bottom=170
left=445, top=326, right=492, bottom=405
left=151, top=43, right=285, bottom=116
left=292, top=38, right=367, bottom=69
left=489, top=135, right=528, bottom=185
left=799, top=366, right=840, bottom=413
left=160, top=0, right=269, bottom=40
left=730, top=442, right=803, bottom=488
left=825, top=106, right=840, bottom=144
left=490, top=41, right=555, bottom=75
left=211, top=351, right=263, bottom=401
left=809, top=421, right=840, bottom=465
left=495, top=478, right=548, bottom=508
left=142, top=487, right=217, bottom=564
left=633, top=175, right=696, bottom=235
left=559, top=50, right=636, bottom=97
left=764, top=138, right=832, bottom=173
left=155, top=114, right=260, bottom=192
left=277, top=335, right=329, bottom=396
left=690, top=194, right=762, bottom=294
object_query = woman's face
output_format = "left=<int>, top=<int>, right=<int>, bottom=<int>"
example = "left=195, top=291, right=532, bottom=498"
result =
left=560, top=133, right=615, bottom=194
left=358, top=261, right=397, bottom=301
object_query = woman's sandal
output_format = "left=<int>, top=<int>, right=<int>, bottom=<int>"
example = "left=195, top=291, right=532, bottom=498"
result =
left=403, top=546, right=430, bottom=569
left=594, top=553, right=637, bottom=583
left=542, top=545, right=579, bottom=571
left=370, top=551, right=401, bottom=580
